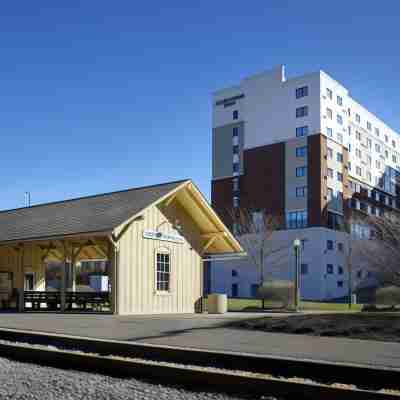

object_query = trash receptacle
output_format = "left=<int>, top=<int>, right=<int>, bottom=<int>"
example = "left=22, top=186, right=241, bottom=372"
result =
left=208, top=294, right=227, bottom=314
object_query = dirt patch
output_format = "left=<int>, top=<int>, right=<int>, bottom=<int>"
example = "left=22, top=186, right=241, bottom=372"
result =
left=234, top=313, right=400, bottom=342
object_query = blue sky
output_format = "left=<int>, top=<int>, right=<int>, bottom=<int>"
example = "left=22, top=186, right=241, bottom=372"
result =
left=0, top=1, right=399, bottom=210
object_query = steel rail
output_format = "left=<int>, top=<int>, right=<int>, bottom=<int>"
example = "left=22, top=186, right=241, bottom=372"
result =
left=0, top=327, right=398, bottom=399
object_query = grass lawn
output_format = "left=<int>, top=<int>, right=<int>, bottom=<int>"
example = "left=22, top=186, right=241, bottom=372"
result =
left=234, top=313, right=400, bottom=342
left=210, top=297, right=364, bottom=312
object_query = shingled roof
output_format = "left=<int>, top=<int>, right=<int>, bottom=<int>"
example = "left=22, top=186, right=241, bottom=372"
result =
left=0, top=179, right=188, bottom=243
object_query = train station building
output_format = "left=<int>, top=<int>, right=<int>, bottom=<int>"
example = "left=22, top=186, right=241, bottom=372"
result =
left=0, top=179, right=242, bottom=315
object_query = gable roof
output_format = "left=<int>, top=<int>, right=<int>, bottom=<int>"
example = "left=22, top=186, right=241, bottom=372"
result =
left=0, top=180, right=188, bottom=244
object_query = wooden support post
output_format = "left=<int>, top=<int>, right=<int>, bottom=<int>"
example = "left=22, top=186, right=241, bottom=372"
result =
left=108, top=236, right=117, bottom=315
left=71, top=244, right=76, bottom=293
left=18, top=245, right=25, bottom=312
left=60, top=241, right=67, bottom=313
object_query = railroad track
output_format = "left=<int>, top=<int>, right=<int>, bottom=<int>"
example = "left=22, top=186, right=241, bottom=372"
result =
left=0, top=327, right=398, bottom=399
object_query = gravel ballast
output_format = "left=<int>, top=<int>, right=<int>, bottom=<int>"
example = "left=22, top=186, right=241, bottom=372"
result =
left=0, top=356, right=279, bottom=400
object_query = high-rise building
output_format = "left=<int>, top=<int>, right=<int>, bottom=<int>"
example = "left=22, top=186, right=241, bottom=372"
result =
left=210, top=65, right=399, bottom=300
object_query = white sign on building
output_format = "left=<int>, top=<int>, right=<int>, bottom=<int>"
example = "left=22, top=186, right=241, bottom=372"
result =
left=143, top=230, right=184, bottom=244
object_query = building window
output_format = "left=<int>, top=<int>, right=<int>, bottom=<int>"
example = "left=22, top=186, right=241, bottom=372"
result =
left=327, top=147, right=333, bottom=159
left=286, top=210, right=308, bottom=229
left=337, top=96, right=343, bottom=106
left=233, top=110, right=239, bottom=120
left=337, top=114, right=343, bottom=125
left=338, top=243, right=344, bottom=252
left=296, top=186, right=307, bottom=197
left=393, top=155, right=397, bottom=164
left=327, top=168, right=333, bottom=178
left=337, top=172, right=343, bottom=182
left=232, top=269, right=238, bottom=277
left=337, top=133, right=343, bottom=143
left=385, top=134, right=389, bottom=143
left=156, top=250, right=170, bottom=292
left=367, top=138, right=372, bottom=149
left=233, top=162, right=239, bottom=174
left=327, top=211, right=344, bottom=231
left=326, top=88, right=333, bottom=99
left=231, top=283, right=239, bottom=297
left=375, top=128, right=380, bottom=137
left=326, top=108, right=333, bottom=119
left=233, top=178, right=239, bottom=192
left=375, top=144, right=381, bottom=153
left=326, top=264, right=334, bottom=274
left=296, top=146, right=307, bottom=157
left=296, top=106, right=308, bottom=118
left=301, top=264, right=308, bottom=275
left=326, top=127, right=333, bottom=137
left=296, top=86, right=308, bottom=98
left=337, top=281, right=344, bottom=288
left=356, top=166, right=362, bottom=176
left=250, top=284, right=259, bottom=298
left=233, top=196, right=239, bottom=208
left=356, top=148, right=361, bottom=158
left=367, top=121, right=372, bottom=131
left=296, top=126, right=308, bottom=137
left=232, top=127, right=239, bottom=137
left=296, top=166, right=307, bottom=177
left=233, top=145, right=239, bottom=154
left=327, top=187, right=333, bottom=201
left=356, top=131, right=361, bottom=141
left=393, top=140, right=397, bottom=148
left=336, top=153, right=343, bottom=163
left=338, top=266, right=344, bottom=274
left=327, top=240, right=333, bottom=250
left=356, top=114, right=361, bottom=123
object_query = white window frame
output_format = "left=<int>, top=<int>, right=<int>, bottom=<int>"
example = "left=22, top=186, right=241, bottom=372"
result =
left=155, top=247, right=172, bottom=295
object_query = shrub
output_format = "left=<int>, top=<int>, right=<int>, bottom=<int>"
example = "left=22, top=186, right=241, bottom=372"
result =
left=375, top=286, right=400, bottom=306
left=257, top=280, right=294, bottom=308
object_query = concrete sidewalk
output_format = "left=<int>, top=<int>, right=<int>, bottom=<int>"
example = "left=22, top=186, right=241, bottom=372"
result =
left=0, top=312, right=399, bottom=369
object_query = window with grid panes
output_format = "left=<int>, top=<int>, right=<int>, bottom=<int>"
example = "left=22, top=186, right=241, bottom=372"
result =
left=156, top=251, right=170, bottom=291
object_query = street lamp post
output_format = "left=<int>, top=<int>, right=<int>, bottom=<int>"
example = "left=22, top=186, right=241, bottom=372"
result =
left=293, top=239, right=301, bottom=312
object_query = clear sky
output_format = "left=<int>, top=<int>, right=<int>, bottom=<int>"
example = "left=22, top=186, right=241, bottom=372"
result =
left=0, top=1, right=399, bottom=210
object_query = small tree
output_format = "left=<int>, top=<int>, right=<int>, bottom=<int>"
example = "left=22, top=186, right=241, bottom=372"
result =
left=230, top=208, right=287, bottom=308
left=362, top=213, right=400, bottom=288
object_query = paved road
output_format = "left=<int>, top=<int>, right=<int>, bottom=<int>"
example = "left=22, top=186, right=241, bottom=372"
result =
left=0, top=312, right=400, bottom=369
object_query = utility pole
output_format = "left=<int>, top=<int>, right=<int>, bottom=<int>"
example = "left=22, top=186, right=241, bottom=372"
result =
left=293, top=239, right=301, bottom=312
left=24, top=192, right=31, bottom=207
left=260, top=247, right=264, bottom=309
left=348, top=246, right=353, bottom=310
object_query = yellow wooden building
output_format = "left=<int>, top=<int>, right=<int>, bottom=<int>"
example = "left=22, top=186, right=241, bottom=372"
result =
left=0, top=179, right=242, bottom=315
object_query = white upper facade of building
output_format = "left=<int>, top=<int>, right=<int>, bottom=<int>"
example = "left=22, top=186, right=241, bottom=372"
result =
left=212, top=65, right=399, bottom=196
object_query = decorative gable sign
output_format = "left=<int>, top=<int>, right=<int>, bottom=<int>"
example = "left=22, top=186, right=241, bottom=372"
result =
left=143, top=230, right=184, bottom=244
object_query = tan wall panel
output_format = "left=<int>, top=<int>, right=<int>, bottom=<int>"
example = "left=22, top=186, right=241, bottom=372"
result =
left=0, top=244, right=45, bottom=291
left=116, top=200, right=203, bottom=315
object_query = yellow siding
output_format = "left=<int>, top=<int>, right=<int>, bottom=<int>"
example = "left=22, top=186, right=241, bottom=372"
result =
left=0, top=244, right=45, bottom=291
left=116, top=200, right=203, bottom=315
